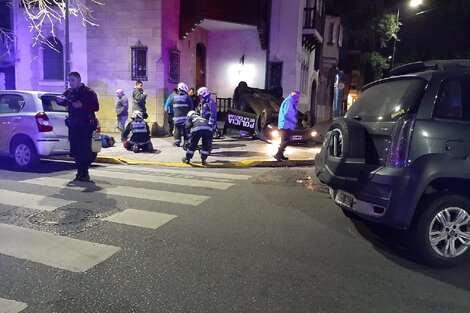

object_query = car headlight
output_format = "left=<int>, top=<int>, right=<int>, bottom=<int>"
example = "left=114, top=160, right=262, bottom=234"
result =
left=271, top=130, right=280, bottom=138
left=311, top=130, right=318, bottom=137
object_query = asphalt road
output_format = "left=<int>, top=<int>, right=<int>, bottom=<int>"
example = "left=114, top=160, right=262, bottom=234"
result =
left=0, top=159, right=469, bottom=313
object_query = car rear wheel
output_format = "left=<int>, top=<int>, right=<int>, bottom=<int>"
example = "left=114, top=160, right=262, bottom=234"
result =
left=412, top=193, right=470, bottom=268
left=11, top=139, right=39, bottom=170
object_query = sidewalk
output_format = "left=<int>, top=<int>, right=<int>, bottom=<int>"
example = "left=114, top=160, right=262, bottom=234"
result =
left=96, top=132, right=319, bottom=168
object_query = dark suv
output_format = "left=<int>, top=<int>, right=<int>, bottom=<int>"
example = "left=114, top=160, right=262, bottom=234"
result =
left=314, top=60, right=470, bottom=268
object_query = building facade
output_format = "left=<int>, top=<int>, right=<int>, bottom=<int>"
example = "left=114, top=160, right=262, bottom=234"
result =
left=8, top=0, right=327, bottom=133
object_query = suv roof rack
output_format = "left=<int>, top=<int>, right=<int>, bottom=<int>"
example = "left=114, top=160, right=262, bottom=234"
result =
left=390, top=59, right=470, bottom=76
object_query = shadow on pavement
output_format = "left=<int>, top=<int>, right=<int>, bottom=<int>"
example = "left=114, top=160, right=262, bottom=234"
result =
left=350, top=218, right=470, bottom=291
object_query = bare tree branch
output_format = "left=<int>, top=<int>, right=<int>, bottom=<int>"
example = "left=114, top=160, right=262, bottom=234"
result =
left=19, top=0, right=104, bottom=49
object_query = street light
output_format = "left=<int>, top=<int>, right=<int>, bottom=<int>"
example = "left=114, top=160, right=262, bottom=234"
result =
left=391, top=0, right=423, bottom=68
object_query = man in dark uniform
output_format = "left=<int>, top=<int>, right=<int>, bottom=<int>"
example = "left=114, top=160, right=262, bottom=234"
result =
left=171, top=82, right=193, bottom=148
left=132, top=80, right=148, bottom=119
left=56, top=71, right=100, bottom=182
left=182, top=110, right=213, bottom=165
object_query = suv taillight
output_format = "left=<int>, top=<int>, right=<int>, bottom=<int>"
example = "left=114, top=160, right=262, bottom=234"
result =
left=35, top=112, right=53, bottom=132
left=386, top=115, right=415, bottom=168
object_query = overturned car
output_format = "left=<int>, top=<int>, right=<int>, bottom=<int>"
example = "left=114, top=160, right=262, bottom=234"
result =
left=224, top=82, right=316, bottom=143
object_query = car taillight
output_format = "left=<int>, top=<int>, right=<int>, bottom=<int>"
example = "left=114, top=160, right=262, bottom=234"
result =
left=386, top=115, right=415, bottom=168
left=35, top=112, right=53, bottom=132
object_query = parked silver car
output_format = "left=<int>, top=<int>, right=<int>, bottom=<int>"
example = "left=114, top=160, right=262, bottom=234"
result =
left=0, top=90, right=101, bottom=169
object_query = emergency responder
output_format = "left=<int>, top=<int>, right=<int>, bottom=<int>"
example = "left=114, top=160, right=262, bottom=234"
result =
left=182, top=110, right=213, bottom=165
left=171, top=82, right=194, bottom=148
left=122, top=110, right=153, bottom=153
left=56, top=71, right=99, bottom=182
left=197, top=87, right=217, bottom=135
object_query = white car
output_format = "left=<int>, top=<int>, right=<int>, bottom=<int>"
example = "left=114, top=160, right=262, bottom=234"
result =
left=0, top=90, right=102, bottom=169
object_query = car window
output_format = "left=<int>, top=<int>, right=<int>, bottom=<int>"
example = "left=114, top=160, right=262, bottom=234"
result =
left=0, top=94, right=25, bottom=114
left=41, top=95, right=68, bottom=112
left=345, top=78, right=427, bottom=122
left=433, top=78, right=470, bottom=121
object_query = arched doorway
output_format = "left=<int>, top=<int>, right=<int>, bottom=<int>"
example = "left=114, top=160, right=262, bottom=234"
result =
left=196, top=43, right=206, bottom=89
left=310, top=80, right=317, bottom=126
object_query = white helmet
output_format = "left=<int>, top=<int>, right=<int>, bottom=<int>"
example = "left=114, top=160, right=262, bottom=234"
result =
left=177, top=82, right=189, bottom=93
left=197, top=87, right=210, bottom=98
left=133, top=110, right=143, bottom=119
left=187, top=110, right=197, bottom=118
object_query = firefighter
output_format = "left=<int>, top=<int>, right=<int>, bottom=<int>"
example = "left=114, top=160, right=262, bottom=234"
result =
left=171, top=82, right=194, bottom=148
left=182, top=110, right=213, bottom=165
left=122, top=110, right=153, bottom=153
left=197, top=87, right=218, bottom=135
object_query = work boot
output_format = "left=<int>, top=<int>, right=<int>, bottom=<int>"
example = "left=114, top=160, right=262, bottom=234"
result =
left=202, top=159, right=207, bottom=166
left=281, top=155, right=289, bottom=161
left=173, top=142, right=180, bottom=147
left=182, top=157, right=190, bottom=164
left=76, top=171, right=90, bottom=182
left=273, top=154, right=285, bottom=162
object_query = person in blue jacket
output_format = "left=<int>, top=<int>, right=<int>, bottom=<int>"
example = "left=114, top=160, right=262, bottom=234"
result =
left=164, top=88, right=177, bottom=137
left=274, top=91, right=300, bottom=161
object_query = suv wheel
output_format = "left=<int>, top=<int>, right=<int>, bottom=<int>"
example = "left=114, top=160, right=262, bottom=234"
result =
left=11, top=139, right=39, bottom=170
left=413, top=193, right=470, bottom=268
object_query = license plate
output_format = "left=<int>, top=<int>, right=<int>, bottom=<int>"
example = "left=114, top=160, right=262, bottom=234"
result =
left=292, top=135, right=302, bottom=140
left=335, top=190, right=354, bottom=209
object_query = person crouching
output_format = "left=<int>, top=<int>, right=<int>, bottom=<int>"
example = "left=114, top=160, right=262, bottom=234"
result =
left=122, top=110, right=154, bottom=153
left=182, top=110, right=213, bottom=165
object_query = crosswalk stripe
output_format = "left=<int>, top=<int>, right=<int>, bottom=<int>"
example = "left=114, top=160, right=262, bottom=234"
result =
left=102, top=209, right=177, bottom=229
left=104, top=165, right=252, bottom=180
left=89, top=169, right=234, bottom=190
left=0, top=190, right=74, bottom=212
left=21, top=177, right=209, bottom=206
left=0, top=224, right=121, bottom=273
left=0, top=298, right=28, bottom=313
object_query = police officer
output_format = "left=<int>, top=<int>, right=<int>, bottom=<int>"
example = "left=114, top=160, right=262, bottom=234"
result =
left=182, top=110, right=213, bottom=165
left=56, top=71, right=99, bottom=182
left=122, top=110, right=153, bottom=153
left=171, top=82, right=194, bottom=148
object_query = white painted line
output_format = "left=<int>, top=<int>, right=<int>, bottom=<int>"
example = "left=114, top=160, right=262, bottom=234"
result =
left=89, top=169, right=234, bottom=190
left=102, top=209, right=177, bottom=229
left=0, top=224, right=121, bottom=273
left=21, top=177, right=209, bottom=206
left=0, top=298, right=28, bottom=313
left=104, top=165, right=252, bottom=180
left=0, top=190, right=74, bottom=212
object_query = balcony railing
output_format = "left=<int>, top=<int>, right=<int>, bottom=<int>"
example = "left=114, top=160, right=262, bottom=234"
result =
left=303, top=7, right=323, bottom=33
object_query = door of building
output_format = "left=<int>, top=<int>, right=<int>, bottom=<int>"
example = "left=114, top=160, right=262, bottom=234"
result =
left=196, top=43, right=206, bottom=89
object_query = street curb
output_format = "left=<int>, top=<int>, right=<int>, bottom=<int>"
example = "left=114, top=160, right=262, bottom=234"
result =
left=95, top=156, right=314, bottom=168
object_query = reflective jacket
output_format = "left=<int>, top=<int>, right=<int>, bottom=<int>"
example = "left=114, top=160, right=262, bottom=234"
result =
left=172, top=92, right=194, bottom=125
left=185, top=114, right=213, bottom=133
left=199, top=97, right=218, bottom=128
left=122, top=118, right=150, bottom=143
left=277, top=94, right=298, bottom=130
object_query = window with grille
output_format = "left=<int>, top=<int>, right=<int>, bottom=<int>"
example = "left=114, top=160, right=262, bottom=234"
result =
left=131, top=40, right=148, bottom=81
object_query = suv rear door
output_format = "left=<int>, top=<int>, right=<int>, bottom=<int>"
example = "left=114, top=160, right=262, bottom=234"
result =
left=345, top=77, right=427, bottom=165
